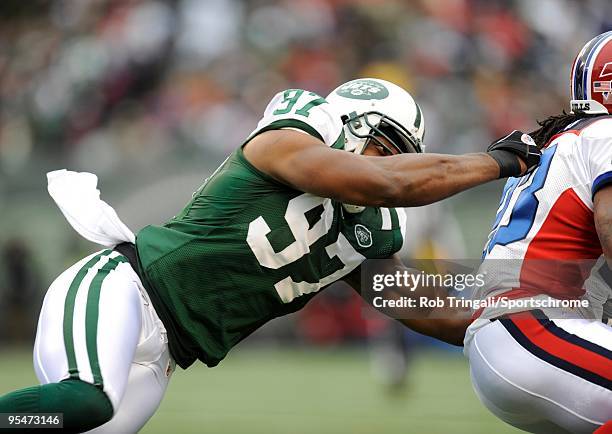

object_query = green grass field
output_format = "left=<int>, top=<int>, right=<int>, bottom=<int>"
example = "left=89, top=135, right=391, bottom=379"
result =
left=0, top=346, right=521, bottom=434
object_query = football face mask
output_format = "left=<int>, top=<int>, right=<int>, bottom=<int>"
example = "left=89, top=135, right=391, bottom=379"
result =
left=341, top=110, right=423, bottom=156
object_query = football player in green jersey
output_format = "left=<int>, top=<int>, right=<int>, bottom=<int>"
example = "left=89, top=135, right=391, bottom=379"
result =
left=0, top=78, right=540, bottom=433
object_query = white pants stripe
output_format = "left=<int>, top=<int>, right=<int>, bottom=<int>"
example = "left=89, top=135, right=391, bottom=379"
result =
left=34, top=250, right=174, bottom=433
left=72, top=251, right=120, bottom=385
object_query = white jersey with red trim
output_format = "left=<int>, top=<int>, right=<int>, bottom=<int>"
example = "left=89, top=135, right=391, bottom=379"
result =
left=469, top=116, right=612, bottom=328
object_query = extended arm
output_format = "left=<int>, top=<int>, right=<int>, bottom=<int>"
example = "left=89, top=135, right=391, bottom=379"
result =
left=342, top=256, right=471, bottom=346
left=244, top=129, right=524, bottom=208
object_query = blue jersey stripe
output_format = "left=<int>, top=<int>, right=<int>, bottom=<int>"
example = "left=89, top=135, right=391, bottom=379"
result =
left=593, top=171, right=612, bottom=199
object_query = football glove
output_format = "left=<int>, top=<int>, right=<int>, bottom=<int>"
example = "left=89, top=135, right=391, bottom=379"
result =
left=487, top=130, right=541, bottom=178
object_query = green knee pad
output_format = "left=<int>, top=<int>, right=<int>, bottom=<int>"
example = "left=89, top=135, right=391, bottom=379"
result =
left=0, top=379, right=113, bottom=433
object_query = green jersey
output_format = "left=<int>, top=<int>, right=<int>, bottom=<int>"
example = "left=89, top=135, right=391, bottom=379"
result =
left=135, top=89, right=406, bottom=369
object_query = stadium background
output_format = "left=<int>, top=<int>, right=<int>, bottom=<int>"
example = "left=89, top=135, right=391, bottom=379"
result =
left=0, top=0, right=609, bottom=433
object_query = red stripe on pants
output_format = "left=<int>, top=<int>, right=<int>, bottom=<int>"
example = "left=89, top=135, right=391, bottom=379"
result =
left=509, top=312, right=612, bottom=381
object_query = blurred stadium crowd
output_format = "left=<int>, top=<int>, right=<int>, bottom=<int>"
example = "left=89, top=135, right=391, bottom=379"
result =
left=2, top=0, right=611, bottom=170
left=1, top=0, right=611, bottom=344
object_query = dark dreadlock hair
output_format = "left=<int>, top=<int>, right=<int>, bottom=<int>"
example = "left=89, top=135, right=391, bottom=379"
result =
left=528, top=111, right=603, bottom=149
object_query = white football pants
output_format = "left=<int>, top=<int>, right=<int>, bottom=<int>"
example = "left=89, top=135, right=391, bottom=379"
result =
left=467, top=311, right=612, bottom=433
left=33, top=249, right=174, bottom=433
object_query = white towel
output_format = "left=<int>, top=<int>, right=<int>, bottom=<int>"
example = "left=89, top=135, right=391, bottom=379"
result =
left=47, top=169, right=135, bottom=247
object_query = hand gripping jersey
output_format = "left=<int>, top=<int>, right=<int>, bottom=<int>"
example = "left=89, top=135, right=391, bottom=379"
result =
left=135, top=89, right=406, bottom=368
left=473, top=115, right=612, bottom=322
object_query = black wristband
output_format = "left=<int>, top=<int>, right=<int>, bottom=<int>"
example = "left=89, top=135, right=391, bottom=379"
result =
left=488, top=150, right=521, bottom=178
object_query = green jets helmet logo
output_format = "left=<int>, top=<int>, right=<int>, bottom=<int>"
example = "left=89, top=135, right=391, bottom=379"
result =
left=355, top=224, right=373, bottom=248
left=336, top=79, right=389, bottom=100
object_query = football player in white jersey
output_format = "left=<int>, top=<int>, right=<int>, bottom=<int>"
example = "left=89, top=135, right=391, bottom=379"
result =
left=466, top=32, right=612, bottom=434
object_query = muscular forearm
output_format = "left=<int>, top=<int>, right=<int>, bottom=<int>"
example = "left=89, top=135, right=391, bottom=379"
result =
left=345, top=258, right=471, bottom=346
left=245, top=129, right=523, bottom=208
left=390, top=285, right=471, bottom=346
left=377, top=152, right=501, bottom=207
left=594, top=187, right=612, bottom=268
left=597, top=222, right=612, bottom=270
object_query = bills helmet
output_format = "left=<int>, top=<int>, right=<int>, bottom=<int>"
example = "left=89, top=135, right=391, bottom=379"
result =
left=570, top=31, right=612, bottom=115
left=326, top=78, right=425, bottom=155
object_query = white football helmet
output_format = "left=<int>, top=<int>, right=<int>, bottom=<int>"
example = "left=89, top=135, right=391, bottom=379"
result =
left=326, top=78, right=425, bottom=155
left=326, top=78, right=425, bottom=213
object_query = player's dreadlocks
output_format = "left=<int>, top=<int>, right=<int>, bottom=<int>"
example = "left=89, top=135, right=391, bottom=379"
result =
left=528, top=111, right=599, bottom=149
